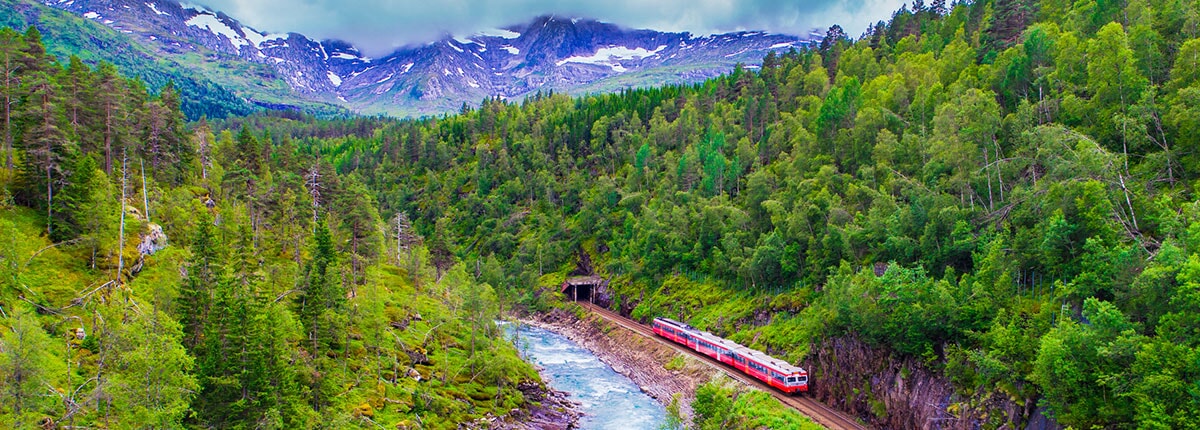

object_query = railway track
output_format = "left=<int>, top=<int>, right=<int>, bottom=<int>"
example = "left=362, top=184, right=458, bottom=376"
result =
left=578, top=302, right=867, bottom=430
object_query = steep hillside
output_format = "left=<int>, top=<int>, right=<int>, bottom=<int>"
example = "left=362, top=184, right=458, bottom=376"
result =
left=0, top=30, right=544, bottom=428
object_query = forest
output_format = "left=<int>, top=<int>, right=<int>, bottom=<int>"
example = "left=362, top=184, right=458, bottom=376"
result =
left=0, top=26, right=540, bottom=429
left=2, top=0, right=1200, bottom=428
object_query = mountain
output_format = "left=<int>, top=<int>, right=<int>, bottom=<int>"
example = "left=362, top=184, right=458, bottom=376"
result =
left=338, top=16, right=817, bottom=116
left=0, top=0, right=350, bottom=119
left=36, top=0, right=819, bottom=116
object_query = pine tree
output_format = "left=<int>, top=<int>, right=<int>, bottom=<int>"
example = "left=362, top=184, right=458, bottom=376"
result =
left=234, top=125, right=261, bottom=172
left=60, top=56, right=97, bottom=146
left=16, top=27, right=45, bottom=76
left=177, top=208, right=222, bottom=350
left=190, top=223, right=290, bottom=426
left=142, top=82, right=190, bottom=184
left=17, top=60, right=76, bottom=240
left=298, top=218, right=339, bottom=349
left=95, top=62, right=127, bottom=175
left=819, top=25, right=848, bottom=80
left=931, top=0, right=947, bottom=16
left=0, top=28, right=26, bottom=171
left=429, top=216, right=455, bottom=282
left=59, top=154, right=117, bottom=266
left=295, top=218, right=341, bottom=410
left=336, top=176, right=381, bottom=288
left=986, top=0, right=1036, bottom=53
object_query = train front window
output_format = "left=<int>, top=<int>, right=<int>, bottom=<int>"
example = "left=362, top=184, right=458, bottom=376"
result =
left=787, top=377, right=797, bottom=384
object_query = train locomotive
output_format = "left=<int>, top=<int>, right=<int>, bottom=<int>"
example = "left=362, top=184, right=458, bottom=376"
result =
left=652, top=317, right=809, bottom=394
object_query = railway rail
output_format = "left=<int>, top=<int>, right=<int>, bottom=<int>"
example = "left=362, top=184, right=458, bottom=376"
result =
left=578, top=302, right=867, bottom=430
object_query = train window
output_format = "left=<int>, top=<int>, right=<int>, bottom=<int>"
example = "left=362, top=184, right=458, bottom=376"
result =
left=788, top=377, right=797, bottom=383
left=798, top=376, right=807, bottom=383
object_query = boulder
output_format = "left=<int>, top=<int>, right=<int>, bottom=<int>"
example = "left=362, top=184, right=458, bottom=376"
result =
left=138, top=223, right=168, bottom=256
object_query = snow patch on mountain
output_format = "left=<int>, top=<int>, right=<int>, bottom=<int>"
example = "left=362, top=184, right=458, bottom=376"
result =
left=185, top=12, right=248, bottom=49
left=179, top=2, right=205, bottom=12
left=556, top=45, right=666, bottom=72
left=327, top=71, right=342, bottom=86
left=242, top=27, right=287, bottom=48
left=83, top=11, right=99, bottom=19
left=476, top=28, right=521, bottom=39
left=501, top=46, right=519, bottom=55
left=145, top=2, right=168, bottom=16
left=332, top=52, right=370, bottom=62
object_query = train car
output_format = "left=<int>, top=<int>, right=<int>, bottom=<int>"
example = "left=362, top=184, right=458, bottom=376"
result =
left=652, top=317, right=809, bottom=394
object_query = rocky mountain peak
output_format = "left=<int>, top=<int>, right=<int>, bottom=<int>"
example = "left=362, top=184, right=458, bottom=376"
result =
left=44, top=0, right=820, bottom=116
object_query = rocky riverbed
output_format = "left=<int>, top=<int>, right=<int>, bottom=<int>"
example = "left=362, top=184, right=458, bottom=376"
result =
left=522, top=307, right=718, bottom=426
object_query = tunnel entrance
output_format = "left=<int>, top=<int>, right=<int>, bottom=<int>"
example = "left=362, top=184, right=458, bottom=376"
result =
left=562, top=276, right=603, bottom=303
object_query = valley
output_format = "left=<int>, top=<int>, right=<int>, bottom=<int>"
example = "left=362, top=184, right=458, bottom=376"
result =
left=2, top=0, right=1199, bottom=428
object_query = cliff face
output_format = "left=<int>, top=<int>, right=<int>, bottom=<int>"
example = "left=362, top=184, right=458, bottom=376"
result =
left=809, top=336, right=1045, bottom=430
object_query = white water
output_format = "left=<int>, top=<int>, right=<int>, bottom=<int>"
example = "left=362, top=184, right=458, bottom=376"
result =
left=506, top=323, right=667, bottom=429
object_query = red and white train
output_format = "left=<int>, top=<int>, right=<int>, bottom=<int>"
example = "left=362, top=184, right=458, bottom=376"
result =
left=652, top=317, right=809, bottom=394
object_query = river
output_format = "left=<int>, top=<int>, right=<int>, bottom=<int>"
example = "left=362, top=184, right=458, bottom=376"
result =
left=504, top=322, right=668, bottom=430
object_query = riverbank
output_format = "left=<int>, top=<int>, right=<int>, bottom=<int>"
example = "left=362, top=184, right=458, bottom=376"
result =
left=521, top=307, right=718, bottom=425
left=483, top=381, right=581, bottom=430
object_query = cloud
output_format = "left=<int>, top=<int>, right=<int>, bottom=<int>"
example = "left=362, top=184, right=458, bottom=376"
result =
left=196, top=0, right=907, bottom=57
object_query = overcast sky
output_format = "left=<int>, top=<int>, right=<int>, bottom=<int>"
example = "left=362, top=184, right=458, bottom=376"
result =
left=195, top=0, right=908, bottom=57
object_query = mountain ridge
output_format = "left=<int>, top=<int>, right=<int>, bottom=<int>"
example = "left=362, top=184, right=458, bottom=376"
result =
left=40, top=0, right=820, bottom=116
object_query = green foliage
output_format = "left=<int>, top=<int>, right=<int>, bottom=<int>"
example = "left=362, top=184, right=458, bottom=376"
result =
left=1032, top=298, right=1142, bottom=427
left=6, top=0, right=1200, bottom=427
left=659, top=393, right=685, bottom=430
left=692, top=377, right=823, bottom=430
left=287, top=1, right=1200, bottom=426
left=664, top=354, right=687, bottom=371
left=0, top=28, right=541, bottom=428
left=0, top=307, right=64, bottom=428
left=99, top=301, right=198, bottom=428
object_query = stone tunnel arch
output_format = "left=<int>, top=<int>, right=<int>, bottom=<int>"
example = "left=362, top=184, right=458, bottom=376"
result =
left=561, top=276, right=605, bottom=303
